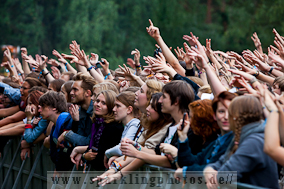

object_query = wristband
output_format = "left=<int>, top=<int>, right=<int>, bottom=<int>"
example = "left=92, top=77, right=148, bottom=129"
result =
left=111, top=161, right=122, bottom=171
left=87, top=66, right=93, bottom=71
left=248, top=77, right=257, bottom=85
left=109, top=166, right=118, bottom=173
left=104, top=72, right=111, bottom=80
left=11, top=65, right=14, bottom=68
left=25, top=124, right=33, bottom=129
left=43, top=72, right=50, bottom=77
left=253, top=70, right=259, bottom=77
left=65, top=62, right=68, bottom=66
left=268, top=67, right=274, bottom=74
left=133, top=141, right=142, bottom=151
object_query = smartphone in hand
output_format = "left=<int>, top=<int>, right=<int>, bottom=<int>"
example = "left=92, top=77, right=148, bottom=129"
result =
left=181, top=112, right=187, bottom=130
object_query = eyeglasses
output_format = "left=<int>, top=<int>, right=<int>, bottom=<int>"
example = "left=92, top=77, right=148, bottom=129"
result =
left=20, top=86, right=30, bottom=90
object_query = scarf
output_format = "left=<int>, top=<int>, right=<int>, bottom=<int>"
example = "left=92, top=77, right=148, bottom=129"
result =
left=89, top=118, right=105, bottom=149
left=223, top=120, right=265, bottom=162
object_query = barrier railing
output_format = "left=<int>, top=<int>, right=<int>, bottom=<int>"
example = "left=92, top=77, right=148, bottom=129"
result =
left=0, top=136, right=270, bottom=189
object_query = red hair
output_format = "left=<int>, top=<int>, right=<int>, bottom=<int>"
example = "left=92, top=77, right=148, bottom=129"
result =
left=189, top=99, right=219, bottom=142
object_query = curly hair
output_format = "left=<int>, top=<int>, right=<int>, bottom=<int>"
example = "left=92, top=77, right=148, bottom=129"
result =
left=189, top=99, right=219, bottom=142
left=228, top=96, right=263, bottom=154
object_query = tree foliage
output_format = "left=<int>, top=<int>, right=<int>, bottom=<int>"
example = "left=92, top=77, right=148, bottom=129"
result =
left=0, top=0, right=284, bottom=69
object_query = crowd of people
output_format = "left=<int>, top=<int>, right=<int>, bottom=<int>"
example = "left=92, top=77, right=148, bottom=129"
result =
left=1, top=19, right=284, bottom=188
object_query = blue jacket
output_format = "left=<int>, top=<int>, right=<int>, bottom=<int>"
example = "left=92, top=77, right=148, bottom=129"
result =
left=23, top=118, right=48, bottom=143
left=49, top=112, right=74, bottom=171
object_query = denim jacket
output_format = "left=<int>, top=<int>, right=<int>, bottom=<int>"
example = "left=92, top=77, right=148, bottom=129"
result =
left=23, top=117, right=48, bottom=143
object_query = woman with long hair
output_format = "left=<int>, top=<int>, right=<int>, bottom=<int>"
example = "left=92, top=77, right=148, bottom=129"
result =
left=70, top=90, right=124, bottom=170
left=203, top=96, right=279, bottom=189
left=94, top=92, right=173, bottom=185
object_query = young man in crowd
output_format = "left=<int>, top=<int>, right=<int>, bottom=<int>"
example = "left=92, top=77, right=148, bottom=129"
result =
left=57, top=73, right=97, bottom=146
left=39, top=91, right=73, bottom=171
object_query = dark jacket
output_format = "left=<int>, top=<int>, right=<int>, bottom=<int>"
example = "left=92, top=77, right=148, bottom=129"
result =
left=49, top=112, right=73, bottom=171
left=90, top=121, right=124, bottom=171
left=155, top=126, right=215, bottom=169
left=64, top=100, right=93, bottom=146
left=178, top=132, right=234, bottom=171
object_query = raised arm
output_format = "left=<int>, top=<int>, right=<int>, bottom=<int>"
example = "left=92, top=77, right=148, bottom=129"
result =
left=146, top=19, right=185, bottom=76
left=21, top=48, right=31, bottom=75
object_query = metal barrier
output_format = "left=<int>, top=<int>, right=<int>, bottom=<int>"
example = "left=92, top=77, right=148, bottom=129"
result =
left=0, top=136, right=55, bottom=189
left=0, top=137, right=269, bottom=189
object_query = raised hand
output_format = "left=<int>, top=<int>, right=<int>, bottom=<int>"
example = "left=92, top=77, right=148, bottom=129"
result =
left=183, top=34, right=199, bottom=46
left=21, top=47, right=27, bottom=57
left=251, top=32, right=263, bottom=54
left=126, top=58, right=135, bottom=69
left=61, top=53, right=79, bottom=64
left=3, top=47, right=12, bottom=60
left=69, top=104, right=80, bottom=121
left=185, top=46, right=208, bottom=70
left=22, top=54, right=38, bottom=69
left=268, top=51, right=284, bottom=72
left=14, top=58, right=24, bottom=74
left=52, top=49, right=67, bottom=63
left=90, top=53, right=99, bottom=66
left=47, top=59, right=60, bottom=67
left=270, top=40, right=284, bottom=60
left=100, top=58, right=110, bottom=73
left=131, top=49, right=141, bottom=66
left=51, top=66, right=61, bottom=79
left=117, top=64, right=136, bottom=81
left=273, top=28, right=284, bottom=47
left=146, top=19, right=161, bottom=40
left=174, top=47, right=184, bottom=61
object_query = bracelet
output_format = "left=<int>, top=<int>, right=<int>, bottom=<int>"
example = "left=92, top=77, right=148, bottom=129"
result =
left=111, top=161, right=122, bottom=171
left=248, top=77, right=257, bottom=85
left=65, top=62, right=68, bottom=66
left=135, top=64, right=141, bottom=68
left=253, top=70, right=260, bottom=77
left=269, top=109, right=279, bottom=113
left=87, top=66, right=93, bottom=71
left=133, top=141, right=142, bottom=151
left=109, top=166, right=118, bottom=173
left=63, top=131, right=68, bottom=138
left=43, top=72, right=50, bottom=77
left=25, top=124, right=33, bottom=129
left=268, top=67, right=274, bottom=74
left=104, top=72, right=111, bottom=80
